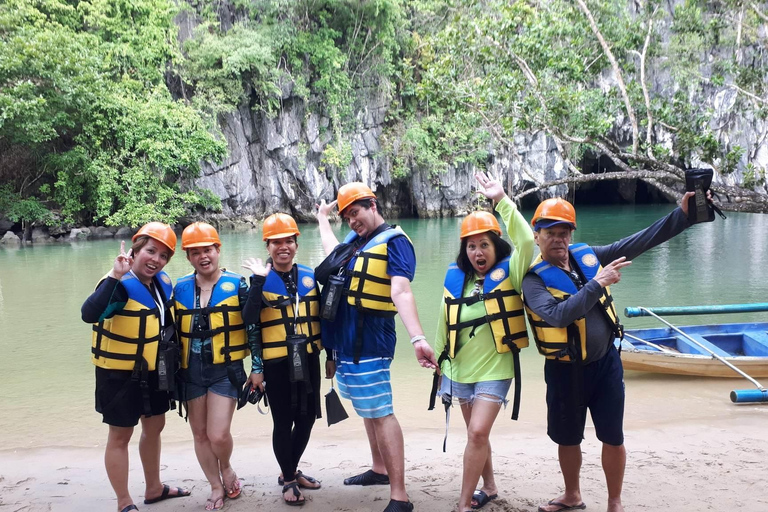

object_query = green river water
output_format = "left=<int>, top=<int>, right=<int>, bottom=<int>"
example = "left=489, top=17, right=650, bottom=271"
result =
left=1, top=204, right=767, bottom=450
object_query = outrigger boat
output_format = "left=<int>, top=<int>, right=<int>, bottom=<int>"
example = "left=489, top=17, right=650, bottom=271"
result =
left=617, top=321, right=768, bottom=378
left=614, top=304, right=768, bottom=403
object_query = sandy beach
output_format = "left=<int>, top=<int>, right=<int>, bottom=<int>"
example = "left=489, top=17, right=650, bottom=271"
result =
left=2, top=368, right=767, bottom=512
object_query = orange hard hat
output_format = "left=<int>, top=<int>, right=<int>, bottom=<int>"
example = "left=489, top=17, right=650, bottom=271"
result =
left=531, top=197, right=577, bottom=230
left=132, top=222, right=177, bottom=255
left=460, top=211, right=502, bottom=239
left=337, top=182, right=376, bottom=215
left=262, top=213, right=300, bottom=241
left=181, top=222, right=221, bottom=250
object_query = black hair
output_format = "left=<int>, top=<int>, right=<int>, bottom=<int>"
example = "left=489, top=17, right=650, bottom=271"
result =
left=265, top=235, right=298, bottom=247
left=455, top=231, right=512, bottom=275
left=341, top=197, right=382, bottom=219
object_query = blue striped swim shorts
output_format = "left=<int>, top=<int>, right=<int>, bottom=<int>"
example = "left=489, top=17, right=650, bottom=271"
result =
left=336, top=357, right=394, bottom=419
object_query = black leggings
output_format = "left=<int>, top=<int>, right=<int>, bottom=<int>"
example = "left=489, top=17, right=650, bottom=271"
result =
left=263, top=352, right=321, bottom=481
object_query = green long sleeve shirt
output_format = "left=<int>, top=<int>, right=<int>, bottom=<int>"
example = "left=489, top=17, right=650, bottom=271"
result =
left=433, top=196, right=534, bottom=383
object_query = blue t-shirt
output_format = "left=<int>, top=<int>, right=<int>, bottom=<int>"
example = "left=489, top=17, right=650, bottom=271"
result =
left=323, top=231, right=416, bottom=359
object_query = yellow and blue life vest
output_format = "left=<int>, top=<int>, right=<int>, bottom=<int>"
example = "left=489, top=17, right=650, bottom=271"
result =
left=442, top=256, right=528, bottom=360
left=91, top=271, right=174, bottom=372
left=174, top=270, right=248, bottom=369
left=260, top=264, right=321, bottom=361
left=524, top=243, right=622, bottom=361
left=343, top=226, right=411, bottom=315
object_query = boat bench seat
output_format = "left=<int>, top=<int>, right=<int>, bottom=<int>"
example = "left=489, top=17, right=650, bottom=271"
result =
left=743, top=332, right=768, bottom=357
left=675, top=334, right=730, bottom=357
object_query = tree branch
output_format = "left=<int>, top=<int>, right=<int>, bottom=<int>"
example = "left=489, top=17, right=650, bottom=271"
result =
left=511, top=169, right=679, bottom=201
left=751, top=2, right=768, bottom=23
left=639, top=9, right=657, bottom=159
left=575, top=0, right=640, bottom=154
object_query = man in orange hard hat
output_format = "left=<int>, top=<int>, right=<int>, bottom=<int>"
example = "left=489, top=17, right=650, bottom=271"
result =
left=522, top=191, right=704, bottom=512
left=316, top=182, right=436, bottom=512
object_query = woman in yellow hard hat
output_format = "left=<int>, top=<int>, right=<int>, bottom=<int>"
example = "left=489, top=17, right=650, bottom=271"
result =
left=174, top=222, right=264, bottom=510
left=81, top=222, right=190, bottom=512
left=433, top=172, right=534, bottom=512
left=242, top=213, right=334, bottom=506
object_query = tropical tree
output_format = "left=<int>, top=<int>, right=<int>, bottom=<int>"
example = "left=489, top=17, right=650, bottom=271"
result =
left=410, top=0, right=768, bottom=207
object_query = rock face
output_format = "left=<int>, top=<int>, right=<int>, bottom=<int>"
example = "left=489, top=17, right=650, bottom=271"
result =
left=194, top=92, right=576, bottom=219
left=180, top=7, right=768, bottom=219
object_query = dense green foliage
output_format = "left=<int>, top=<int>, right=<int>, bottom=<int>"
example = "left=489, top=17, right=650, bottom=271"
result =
left=0, top=0, right=225, bottom=227
left=1, top=0, right=766, bottom=229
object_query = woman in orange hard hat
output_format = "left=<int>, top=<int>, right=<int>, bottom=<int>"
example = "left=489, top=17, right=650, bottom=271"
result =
left=433, top=172, right=534, bottom=512
left=81, top=222, right=191, bottom=512
left=241, top=213, right=333, bottom=506
left=174, top=222, right=264, bottom=510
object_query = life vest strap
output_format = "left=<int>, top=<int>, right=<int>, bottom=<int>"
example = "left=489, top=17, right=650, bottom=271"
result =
left=113, top=308, right=161, bottom=318
left=219, top=341, right=249, bottom=354
left=178, top=324, right=245, bottom=341
left=484, top=309, right=525, bottom=323
left=510, top=347, right=522, bottom=421
left=93, top=325, right=161, bottom=345
left=176, top=304, right=242, bottom=317
left=444, top=294, right=483, bottom=307
left=347, top=290, right=396, bottom=305
left=350, top=271, right=390, bottom=286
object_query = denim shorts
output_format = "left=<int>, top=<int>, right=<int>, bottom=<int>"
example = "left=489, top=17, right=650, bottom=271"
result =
left=438, top=376, right=511, bottom=406
left=181, top=348, right=246, bottom=402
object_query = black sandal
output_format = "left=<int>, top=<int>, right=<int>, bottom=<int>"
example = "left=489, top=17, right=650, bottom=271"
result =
left=278, top=470, right=321, bottom=489
left=282, top=482, right=306, bottom=507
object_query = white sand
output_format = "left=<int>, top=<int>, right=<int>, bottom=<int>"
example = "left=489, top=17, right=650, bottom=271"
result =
left=2, top=371, right=768, bottom=512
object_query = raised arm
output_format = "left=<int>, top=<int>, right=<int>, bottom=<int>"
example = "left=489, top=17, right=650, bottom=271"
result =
left=475, top=171, right=535, bottom=291
left=81, top=240, right=133, bottom=322
left=315, top=199, right=341, bottom=255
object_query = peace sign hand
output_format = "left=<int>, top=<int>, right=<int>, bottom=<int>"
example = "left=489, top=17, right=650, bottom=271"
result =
left=109, top=240, right=134, bottom=280
left=474, top=171, right=506, bottom=203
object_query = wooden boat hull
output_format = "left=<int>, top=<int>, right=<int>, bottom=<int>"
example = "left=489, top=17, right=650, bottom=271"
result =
left=616, top=322, right=768, bottom=378
left=619, top=351, right=768, bottom=378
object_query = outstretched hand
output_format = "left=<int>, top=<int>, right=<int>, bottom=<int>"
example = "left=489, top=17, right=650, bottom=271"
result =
left=315, top=199, right=337, bottom=219
left=109, top=240, right=134, bottom=280
left=474, top=171, right=506, bottom=204
left=594, top=256, right=632, bottom=288
left=242, top=257, right=272, bottom=277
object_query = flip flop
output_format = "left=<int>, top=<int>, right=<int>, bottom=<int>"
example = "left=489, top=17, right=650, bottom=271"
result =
left=537, top=500, right=587, bottom=512
left=471, top=490, right=498, bottom=509
left=205, top=496, right=225, bottom=511
left=343, top=469, right=390, bottom=486
left=143, top=484, right=191, bottom=504
left=120, top=506, right=138, bottom=512
left=282, top=482, right=306, bottom=507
